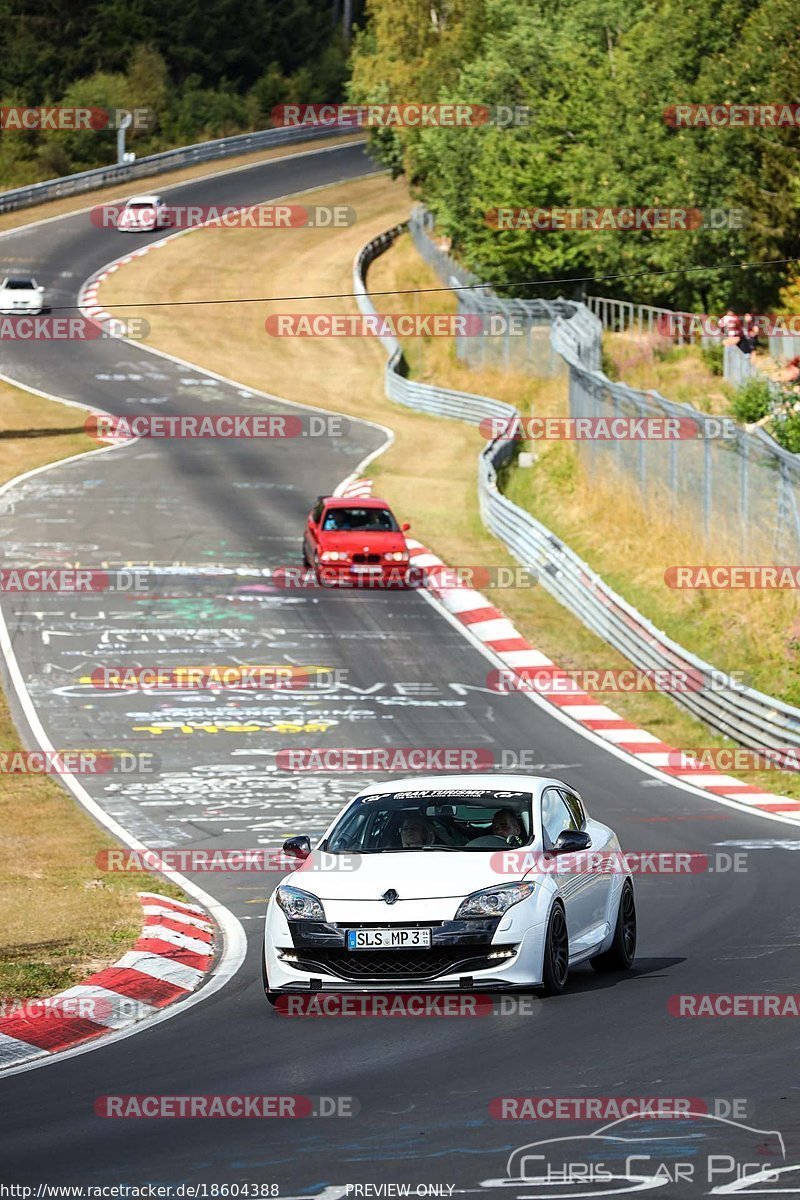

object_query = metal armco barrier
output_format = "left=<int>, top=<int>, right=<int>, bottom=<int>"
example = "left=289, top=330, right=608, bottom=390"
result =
left=353, top=221, right=800, bottom=753
left=354, top=226, right=515, bottom=427
left=0, top=125, right=351, bottom=214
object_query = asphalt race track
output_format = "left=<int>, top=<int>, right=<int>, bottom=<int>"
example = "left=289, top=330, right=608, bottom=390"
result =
left=1, top=140, right=799, bottom=1196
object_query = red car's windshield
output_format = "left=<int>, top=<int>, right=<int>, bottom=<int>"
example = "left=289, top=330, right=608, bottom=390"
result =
left=321, top=507, right=398, bottom=532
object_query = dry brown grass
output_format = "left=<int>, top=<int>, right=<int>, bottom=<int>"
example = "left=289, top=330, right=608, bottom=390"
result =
left=0, top=380, right=185, bottom=999
left=0, top=380, right=96, bottom=476
left=98, top=174, right=800, bottom=800
left=603, top=331, right=733, bottom=414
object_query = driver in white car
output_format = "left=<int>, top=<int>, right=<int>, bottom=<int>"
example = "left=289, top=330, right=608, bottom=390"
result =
left=400, top=814, right=435, bottom=849
left=491, top=808, right=524, bottom=843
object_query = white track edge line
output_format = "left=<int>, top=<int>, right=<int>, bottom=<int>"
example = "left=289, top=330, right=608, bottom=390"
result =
left=0, top=392, right=247, bottom=1081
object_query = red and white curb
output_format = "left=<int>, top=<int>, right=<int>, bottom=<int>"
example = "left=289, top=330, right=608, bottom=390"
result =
left=0, top=892, right=216, bottom=1071
left=406, top=537, right=800, bottom=819
left=80, top=243, right=169, bottom=332
left=334, top=476, right=374, bottom=499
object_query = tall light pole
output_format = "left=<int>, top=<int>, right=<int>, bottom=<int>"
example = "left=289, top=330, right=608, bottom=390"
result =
left=117, top=111, right=134, bottom=164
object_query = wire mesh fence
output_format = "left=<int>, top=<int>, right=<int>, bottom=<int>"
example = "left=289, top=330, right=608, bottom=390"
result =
left=410, top=208, right=800, bottom=560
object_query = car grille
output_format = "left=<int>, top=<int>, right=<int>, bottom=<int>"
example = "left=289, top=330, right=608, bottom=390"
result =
left=351, top=553, right=381, bottom=564
left=290, top=945, right=516, bottom=981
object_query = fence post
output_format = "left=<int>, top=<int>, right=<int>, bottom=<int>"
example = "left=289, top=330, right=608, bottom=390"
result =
left=777, top=461, right=790, bottom=557
left=669, top=436, right=679, bottom=518
left=703, top=436, right=713, bottom=549
left=739, top=435, right=749, bottom=559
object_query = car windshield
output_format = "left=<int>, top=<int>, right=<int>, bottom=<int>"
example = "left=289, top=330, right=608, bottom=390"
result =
left=127, top=203, right=155, bottom=211
left=324, top=789, right=534, bottom=853
left=4, top=279, right=35, bottom=289
left=321, top=507, right=398, bottom=532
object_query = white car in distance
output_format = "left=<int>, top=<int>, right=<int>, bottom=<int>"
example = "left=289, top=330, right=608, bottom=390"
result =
left=0, top=276, right=46, bottom=314
left=118, top=194, right=172, bottom=232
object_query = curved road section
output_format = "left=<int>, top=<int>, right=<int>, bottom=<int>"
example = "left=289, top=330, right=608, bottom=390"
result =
left=0, top=140, right=799, bottom=1195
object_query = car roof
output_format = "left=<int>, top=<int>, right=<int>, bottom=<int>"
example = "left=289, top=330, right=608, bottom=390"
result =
left=320, top=496, right=392, bottom=509
left=356, top=773, right=572, bottom=798
left=126, top=194, right=161, bottom=204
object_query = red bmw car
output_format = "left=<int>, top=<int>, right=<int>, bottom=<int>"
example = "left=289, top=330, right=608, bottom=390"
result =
left=302, top=496, right=411, bottom=585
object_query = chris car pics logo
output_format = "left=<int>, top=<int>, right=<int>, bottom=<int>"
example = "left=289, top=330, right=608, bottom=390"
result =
left=480, top=1111, right=792, bottom=1196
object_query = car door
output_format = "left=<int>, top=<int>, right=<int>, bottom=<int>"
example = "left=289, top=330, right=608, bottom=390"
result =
left=304, top=499, right=324, bottom=564
left=558, top=788, right=612, bottom=941
left=540, top=786, right=597, bottom=948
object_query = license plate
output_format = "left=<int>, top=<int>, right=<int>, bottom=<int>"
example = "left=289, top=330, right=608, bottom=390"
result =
left=350, top=564, right=382, bottom=573
left=346, top=927, right=431, bottom=950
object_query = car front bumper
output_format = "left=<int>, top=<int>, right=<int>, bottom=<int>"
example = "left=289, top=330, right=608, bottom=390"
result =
left=0, top=300, right=44, bottom=314
left=264, top=904, right=550, bottom=992
left=316, top=564, right=410, bottom=587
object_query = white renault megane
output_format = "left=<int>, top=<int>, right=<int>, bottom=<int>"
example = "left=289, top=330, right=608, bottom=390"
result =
left=262, top=774, right=636, bottom=1000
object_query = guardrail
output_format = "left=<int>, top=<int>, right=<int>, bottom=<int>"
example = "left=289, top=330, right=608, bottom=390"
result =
left=0, top=124, right=350, bottom=214
left=354, top=227, right=516, bottom=427
left=353, top=222, right=800, bottom=753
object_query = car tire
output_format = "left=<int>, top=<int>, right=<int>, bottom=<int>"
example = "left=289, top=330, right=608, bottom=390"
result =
left=261, top=949, right=278, bottom=1006
left=302, top=543, right=310, bottom=567
left=590, top=880, right=636, bottom=972
left=541, top=902, right=569, bottom=995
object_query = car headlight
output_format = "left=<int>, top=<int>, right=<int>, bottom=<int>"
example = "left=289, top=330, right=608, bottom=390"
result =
left=320, top=550, right=347, bottom=562
left=455, top=882, right=535, bottom=919
left=384, top=551, right=409, bottom=562
left=276, top=884, right=325, bottom=921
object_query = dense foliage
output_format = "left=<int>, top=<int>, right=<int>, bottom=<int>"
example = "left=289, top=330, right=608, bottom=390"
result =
left=0, top=0, right=359, bottom=185
left=350, top=0, right=800, bottom=310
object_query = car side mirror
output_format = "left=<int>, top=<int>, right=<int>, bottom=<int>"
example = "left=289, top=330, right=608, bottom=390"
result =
left=283, top=835, right=311, bottom=860
left=552, top=829, right=591, bottom=853
left=401, top=522, right=411, bottom=532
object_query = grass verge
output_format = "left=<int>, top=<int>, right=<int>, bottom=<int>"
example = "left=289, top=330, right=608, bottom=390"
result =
left=602, top=331, right=734, bottom=414
left=0, top=381, right=187, bottom=1000
left=98, top=173, right=800, bottom=802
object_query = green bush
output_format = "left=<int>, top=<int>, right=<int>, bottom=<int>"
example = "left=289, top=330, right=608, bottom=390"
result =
left=768, top=408, right=800, bottom=454
left=729, top=377, right=773, bottom=425
left=701, top=342, right=725, bottom=376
